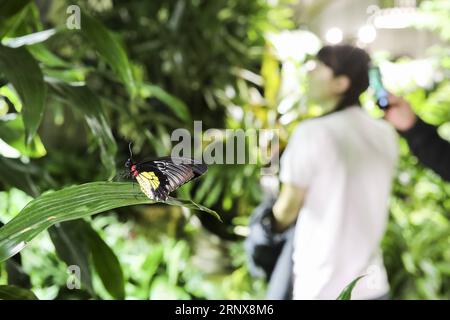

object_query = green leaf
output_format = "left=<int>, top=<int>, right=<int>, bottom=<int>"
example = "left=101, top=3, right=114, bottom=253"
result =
left=194, top=170, right=216, bottom=203
left=0, top=285, right=38, bottom=300
left=142, top=83, right=191, bottom=122
left=0, top=113, right=46, bottom=158
left=142, top=245, right=164, bottom=295
left=0, top=156, right=40, bottom=197
left=0, top=0, right=32, bottom=39
left=27, top=43, right=71, bottom=68
left=0, top=85, right=22, bottom=112
left=2, top=29, right=56, bottom=48
left=84, top=222, right=125, bottom=299
left=0, top=181, right=220, bottom=262
left=80, top=14, right=136, bottom=96
left=166, top=241, right=188, bottom=286
left=0, top=45, right=46, bottom=144
left=0, top=225, right=32, bottom=289
left=204, top=182, right=222, bottom=208
left=336, top=275, right=366, bottom=300
left=162, top=197, right=222, bottom=222
left=48, top=221, right=94, bottom=296
left=49, top=83, right=117, bottom=179
left=48, top=219, right=125, bottom=299
left=0, top=0, right=31, bottom=21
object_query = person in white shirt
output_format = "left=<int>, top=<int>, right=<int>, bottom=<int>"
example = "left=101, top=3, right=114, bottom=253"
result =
left=272, top=45, right=398, bottom=299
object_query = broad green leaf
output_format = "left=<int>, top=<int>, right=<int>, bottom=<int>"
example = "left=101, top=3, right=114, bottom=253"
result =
left=0, top=181, right=220, bottom=262
left=43, top=67, right=88, bottom=83
left=336, top=275, right=366, bottom=300
left=0, top=85, right=22, bottom=112
left=27, top=43, right=71, bottom=68
left=46, top=219, right=126, bottom=299
left=49, top=82, right=117, bottom=179
left=0, top=0, right=32, bottom=39
left=84, top=221, right=125, bottom=299
left=80, top=14, right=136, bottom=96
left=0, top=285, right=38, bottom=300
left=0, top=45, right=46, bottom=144
left=141, top=83, right=191, bottom=122
left=0, top=113, right=46, bottom=158
left=0, top=224, right=32, bottom=289
left=25, top=37, right=89, bottom=78
left=0, top=156, right=40, bottom=197
left=48, top=222, right=94, bottom=296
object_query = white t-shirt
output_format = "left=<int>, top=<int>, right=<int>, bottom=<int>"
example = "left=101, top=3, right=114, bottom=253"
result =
left=279, top=106, right=398, bottom=300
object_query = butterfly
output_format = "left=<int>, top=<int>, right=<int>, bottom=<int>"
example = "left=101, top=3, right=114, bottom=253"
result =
left=125, top=144, right=207, bottom=201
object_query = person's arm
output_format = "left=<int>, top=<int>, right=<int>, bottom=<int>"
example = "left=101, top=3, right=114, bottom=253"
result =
left=272, top=183, right=306, bottom=232
left=401, top=117, right=450, bottom=181
left=384, top=95, right=450, bottom=181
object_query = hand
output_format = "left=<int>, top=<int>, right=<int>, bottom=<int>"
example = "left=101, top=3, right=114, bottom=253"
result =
left=383, top=94, right=417, bottom=132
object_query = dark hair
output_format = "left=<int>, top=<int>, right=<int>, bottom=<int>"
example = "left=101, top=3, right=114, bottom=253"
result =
left=316, top=45, right=371, bottom=111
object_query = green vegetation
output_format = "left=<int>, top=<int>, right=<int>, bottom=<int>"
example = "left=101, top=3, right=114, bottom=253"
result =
left=0, top=0, right=448, bottom=299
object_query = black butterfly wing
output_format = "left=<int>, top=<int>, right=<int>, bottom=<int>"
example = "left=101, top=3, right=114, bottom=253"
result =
left=134, top=168, right=169, bottom=201
left=135, top=157, right=207, bottom=200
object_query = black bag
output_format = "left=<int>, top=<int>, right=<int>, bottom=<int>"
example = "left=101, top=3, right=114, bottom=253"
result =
left=245, top=197, right=295, bottom=299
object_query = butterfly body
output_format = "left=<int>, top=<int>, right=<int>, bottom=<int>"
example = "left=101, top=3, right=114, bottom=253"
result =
left=125, top=155, right=207, bottom=201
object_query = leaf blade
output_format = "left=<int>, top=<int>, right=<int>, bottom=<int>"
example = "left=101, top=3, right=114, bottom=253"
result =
left=0, top=0, right=32, bottom=39
left=0, top=45, right=46, bottom=143
left=49, top=83, right=117, bottom=179
left=336, top=275, right=366, bottom=300
left=80, top=14, right=136, bottom=96
left=48, top=221, right=94, bottom=295
left=0, top=285, right=38, bottom=300
left=0, top=182, right=220, bottom=262
left=84, top=222, right=125, bottom=299
left=143, top=84, right=191, bottom=122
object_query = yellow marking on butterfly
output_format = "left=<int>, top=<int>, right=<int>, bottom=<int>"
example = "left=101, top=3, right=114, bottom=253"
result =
left=136, top=175, right=154, bottom=199
left=140, top=171, right=160, bottom=189
left=136, top=172, right=159, bottom=200
left=134, top=171, right=161, bottom=200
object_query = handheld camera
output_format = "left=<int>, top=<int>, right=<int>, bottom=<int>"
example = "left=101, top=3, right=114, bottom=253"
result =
left=369, top=65, right=389, bottom=110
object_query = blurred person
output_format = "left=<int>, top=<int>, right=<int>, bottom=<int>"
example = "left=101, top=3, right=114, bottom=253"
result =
left=384, top=95, right=450, bottom=181
left=271, top=45, right=398, bottom=299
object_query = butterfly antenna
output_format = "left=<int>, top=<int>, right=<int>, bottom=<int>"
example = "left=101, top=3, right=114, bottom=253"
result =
left=128, top=142, right=133, bottom=161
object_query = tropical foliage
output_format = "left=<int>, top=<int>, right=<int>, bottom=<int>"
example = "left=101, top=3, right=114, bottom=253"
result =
left=0, top=0, right=448, bottom=299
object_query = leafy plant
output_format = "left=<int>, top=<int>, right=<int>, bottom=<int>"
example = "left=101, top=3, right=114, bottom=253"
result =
left=0, top=285, right=38, bottom=300
left=0, top=182, right=219, bottom=262
left=1, top=0, right=448, bottom=301
left=336, top=276, right=366, bottom=300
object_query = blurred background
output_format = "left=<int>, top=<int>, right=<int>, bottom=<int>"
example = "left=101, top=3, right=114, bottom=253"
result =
left=0, top=0, right=449, bottom=299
